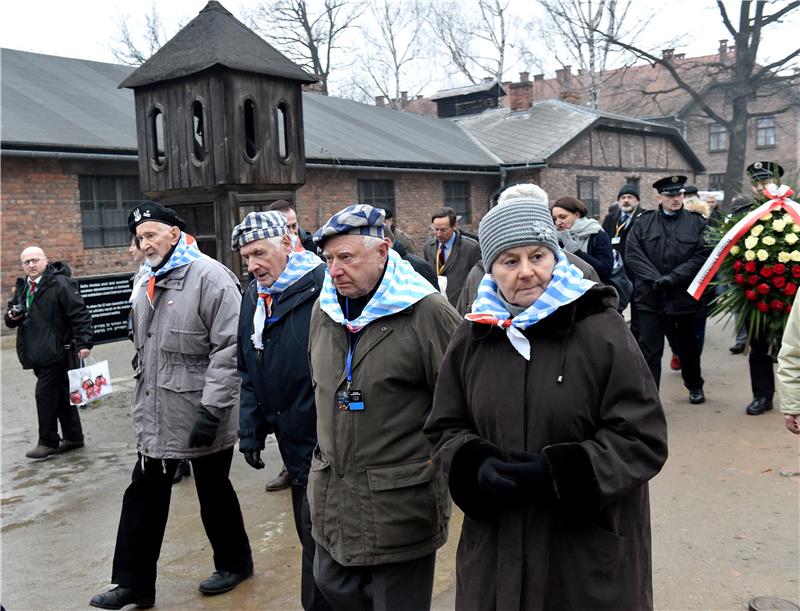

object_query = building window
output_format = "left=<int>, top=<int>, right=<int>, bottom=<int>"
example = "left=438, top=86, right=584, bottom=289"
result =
left=357, top=180, right=395, bottom=212
left=576, top=176, right=600, bottom=217
left=191, top=100, right=206, bottom=162
left=243, top=98, right=259, bottom=160
left=709, top=123, right=727, bottom=152
left=756, top=117, right=776, bottom=148
left=79, top=176, right=144, bottom=248
left=708, top=173, right=725, bottom=191
left=444, top=180, right=471, bottom=224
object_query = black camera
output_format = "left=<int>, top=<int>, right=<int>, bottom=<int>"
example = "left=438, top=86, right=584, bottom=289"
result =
left=9, top=304, right=24, bottom=316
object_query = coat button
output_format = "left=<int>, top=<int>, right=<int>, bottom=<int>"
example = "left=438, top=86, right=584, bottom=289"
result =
left=147, top=332, right=152, bottom=337
left=345, top=556, right=352, bottom=563
left=380, top=326, right=387, bottom=332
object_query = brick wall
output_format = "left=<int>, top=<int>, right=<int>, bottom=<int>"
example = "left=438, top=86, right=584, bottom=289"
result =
left=1, top=158, right=134, bottom=303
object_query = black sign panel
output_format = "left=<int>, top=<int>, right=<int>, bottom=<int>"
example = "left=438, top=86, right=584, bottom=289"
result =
left=76, top=273, right=134, bottom=344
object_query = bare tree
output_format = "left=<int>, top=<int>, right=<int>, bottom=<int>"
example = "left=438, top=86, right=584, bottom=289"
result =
left=245, top=0, right=365, bottom=95
left=110, top=4, right=169, bottom=66
left=351, top=0, right=430, bottom=109
left=601, top=1, right=800, bottom=206
left=536, top=0, right=646, bottom=108
left=430, top=0, right=533, bottom=83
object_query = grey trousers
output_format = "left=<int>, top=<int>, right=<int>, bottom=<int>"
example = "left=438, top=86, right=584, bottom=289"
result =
left=313, top=543, right=435, bottom=611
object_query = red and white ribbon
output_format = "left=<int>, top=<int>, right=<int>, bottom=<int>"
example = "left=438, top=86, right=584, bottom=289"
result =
left=688, top=183, right=800, bottom=300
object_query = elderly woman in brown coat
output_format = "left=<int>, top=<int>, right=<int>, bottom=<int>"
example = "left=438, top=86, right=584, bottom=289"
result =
left=424, top=197, right=668, bottom=611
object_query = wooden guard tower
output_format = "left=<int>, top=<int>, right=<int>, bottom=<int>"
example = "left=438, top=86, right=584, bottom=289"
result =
left=119, top=0, right=316, bottom=272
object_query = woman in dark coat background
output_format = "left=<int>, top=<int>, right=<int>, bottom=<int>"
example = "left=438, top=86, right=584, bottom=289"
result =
left=551, top=195, right=614, bottom=282
left=424, top=194, right=668, bottom=611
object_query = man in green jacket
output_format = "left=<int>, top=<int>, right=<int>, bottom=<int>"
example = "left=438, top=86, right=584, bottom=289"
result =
left=308, top=204, right=461, bottom=611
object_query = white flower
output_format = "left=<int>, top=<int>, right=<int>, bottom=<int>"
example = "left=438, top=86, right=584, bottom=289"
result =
left=762, top=235, right=777, bottom=246
left=783, top=214, right=794, bottom=225
left=792, top=251, right=800, bottom=262
left=745, top=250, right=756, bottom=261
left=744, top=236, right=759, bottom=249
left=751, top=224, right=765, bottom=236
left=779, top=252, right=792, bottom=263
left=772, top=219, right=787, bottom=232
left=731, top=245, right=741, bottom=255
left=786, top=233, right=799, bottom=246
left=761, top=213, right=773, bottom=221
left=793, top=224, right=800, bottom=233
left=756, top=249, right=769, bottom=261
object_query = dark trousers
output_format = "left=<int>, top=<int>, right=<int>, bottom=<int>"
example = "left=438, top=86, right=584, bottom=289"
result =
left=291, top=486, right=333, bottom=611
left=111, top=447, right=252, bottom=596
left=637, top=310, right=704, bottom=391
left=313, top=544, right=435, bottom=611
left=33, top=364, right=82, bottom=448
left=749, top=334, right=775, bottom=399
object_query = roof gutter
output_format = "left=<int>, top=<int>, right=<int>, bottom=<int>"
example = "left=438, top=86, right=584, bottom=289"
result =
left=2, top=148, right=138, bottom=162
left=305, top=162, right=500, bottom=175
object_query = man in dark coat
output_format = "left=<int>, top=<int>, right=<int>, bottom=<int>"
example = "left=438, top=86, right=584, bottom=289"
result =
left=626, top=175, right=711, bottom=403
left=232, top=211, right=331, bottom=611
left=5, top=246, right=93, bottom=460
left=385, top=225, right=438, bottom=289
left=423, top=207, right=482, bottom=307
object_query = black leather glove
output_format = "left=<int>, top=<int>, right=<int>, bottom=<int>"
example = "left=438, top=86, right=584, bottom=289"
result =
left=653, top=275, right=673, bottom=292
left=243, top=449, right=265, bottom=470
left=477, top=452, right=553, bottom=503
left=187, top=406, right=220, bottom=448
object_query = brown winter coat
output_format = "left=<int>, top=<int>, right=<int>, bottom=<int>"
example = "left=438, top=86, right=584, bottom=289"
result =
left=307, top=292, right=462, bottom=566
left=425, top=286, right=668, bottom=610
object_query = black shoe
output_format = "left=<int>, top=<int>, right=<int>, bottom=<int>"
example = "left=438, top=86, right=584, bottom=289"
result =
left=198, top=570, right=253, bottom=595
left=59, top=439, right=85, bottom=453
left=265, top=467, right=291, bottom=492
left=25, top=445, right=58, bottom=460
left=172, top=459, right=191, bottom=484
left=689, top=389, right=705, bottom=404
left=89, top=586, right=154, bottom=609
left=729, top=342, right=746, bottom=354
left=746, top=397, right=773, bottom=415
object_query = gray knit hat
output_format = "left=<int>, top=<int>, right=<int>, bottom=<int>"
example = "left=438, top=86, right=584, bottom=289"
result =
left=479, top=199, right=560, bottom=269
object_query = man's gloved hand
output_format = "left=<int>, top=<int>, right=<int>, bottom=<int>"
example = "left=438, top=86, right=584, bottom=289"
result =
left=243, top=449, right=265, bottom=470
left=187, top=406, right=220, bottom=448
left=558, top=230, right=581, bottom=253
left=653, top=275, right=674, bottom=292
left=477, top=452, right=554, bottom=502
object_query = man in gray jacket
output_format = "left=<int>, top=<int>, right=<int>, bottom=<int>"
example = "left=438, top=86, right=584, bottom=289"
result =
left=91, top=202, right=252, bottom=610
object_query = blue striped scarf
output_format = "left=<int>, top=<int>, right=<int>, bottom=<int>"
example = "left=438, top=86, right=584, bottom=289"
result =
left=138, top=233, right=203, bottom=309
left=252, top=248, right=323, bottom=349
left=466, top=252, right=594, bottom=360
left=319, top=248, right=436, bottom=332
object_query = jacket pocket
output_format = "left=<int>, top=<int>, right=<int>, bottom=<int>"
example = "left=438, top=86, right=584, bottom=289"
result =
left=308, top=449, right=332, bottom=540
left=161, top=329, right=208, bottom=355
left=158, top=365, right=206, bottom=393
left=366, top=459, right=438, bottom=549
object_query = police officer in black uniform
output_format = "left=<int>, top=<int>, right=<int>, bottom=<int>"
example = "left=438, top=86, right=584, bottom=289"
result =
left=625, top=175, right=711, bottom=403
left=737, top=161, right=785, bottom=415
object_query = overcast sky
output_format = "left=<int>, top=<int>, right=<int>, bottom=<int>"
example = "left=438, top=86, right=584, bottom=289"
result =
left=2, top=0, right=798, bottom=96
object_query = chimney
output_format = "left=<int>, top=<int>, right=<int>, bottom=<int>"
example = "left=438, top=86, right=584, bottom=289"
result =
left=674, top=53, right=685, bottom=59
left=555, top=66, right=572, bottom=84
left=400, top=91, right=408, bottom=106
left=375, top=95, right=385, bottom=107
left=719, top=39, right=728, bottom=59
left=519, top=71, right=529, bottom=83
left=533, top=73, right=544, bottom=81
left=662, top=48, right=675, bottom=60
left=483, top=76, right=495, bottom=82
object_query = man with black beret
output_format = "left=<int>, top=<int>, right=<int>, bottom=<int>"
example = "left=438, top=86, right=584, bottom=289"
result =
left=91, top=201, right=253, bottom=609
left=626, top=176, right=711, bottom=404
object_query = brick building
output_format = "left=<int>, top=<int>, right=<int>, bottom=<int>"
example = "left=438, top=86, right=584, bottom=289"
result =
left=2, top=48, right=701, bottom=304
left=494, top=42, right=800, bottom=191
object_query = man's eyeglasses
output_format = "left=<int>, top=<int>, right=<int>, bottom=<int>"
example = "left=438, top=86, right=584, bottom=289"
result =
left=22, top=258, right=42, bottom=266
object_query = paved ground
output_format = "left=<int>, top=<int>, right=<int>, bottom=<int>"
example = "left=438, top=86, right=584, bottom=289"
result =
left=1, top=317, right=798, bottom=610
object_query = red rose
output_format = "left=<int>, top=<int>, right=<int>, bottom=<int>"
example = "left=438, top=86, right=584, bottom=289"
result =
left=733, top=260, right=744, bottom=272
left=773, top=263, right=786, bottom=275
left=749, top=275, right=760, bottom=285
left=757, top=301, right=770, bottom=313
left=761, top=266, right=774, bottom=278
left=793, top=265, right=800, bottom=278
left=770, top=299, right=785, bottom=311
left=745, top=261, right=758, bottom=273
left=773, top=276, right=787, bottom=288
left=734, top=274, right=746, bottom=285
left=746, top=290, right=758, bottom=301
left=785, top=283, right=798, bottom=297
left=756, top=283, right=770, bottom=295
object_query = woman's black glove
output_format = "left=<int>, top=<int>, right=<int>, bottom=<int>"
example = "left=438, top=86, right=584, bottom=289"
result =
left=243, top=449, right=265, bottom=470
left=477, top=452, right=554, bottom=503
left=653, top=275, right=673, bottom=292
left=187, top=406, right=220, bottom=448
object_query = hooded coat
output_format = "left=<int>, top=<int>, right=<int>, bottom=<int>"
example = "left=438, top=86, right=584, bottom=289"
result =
left=424, top=286, right=668, bottom=611
left=5, top=262, right=93, bottom=369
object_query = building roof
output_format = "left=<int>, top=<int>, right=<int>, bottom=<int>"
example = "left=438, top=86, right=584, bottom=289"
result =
left=1, top=48, right=497, bottom=169
left=456, top=98, right=704, bottom=171
left=120, top=1, right=315, bottom=88
left=429, top=80, right=506, bottom=101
